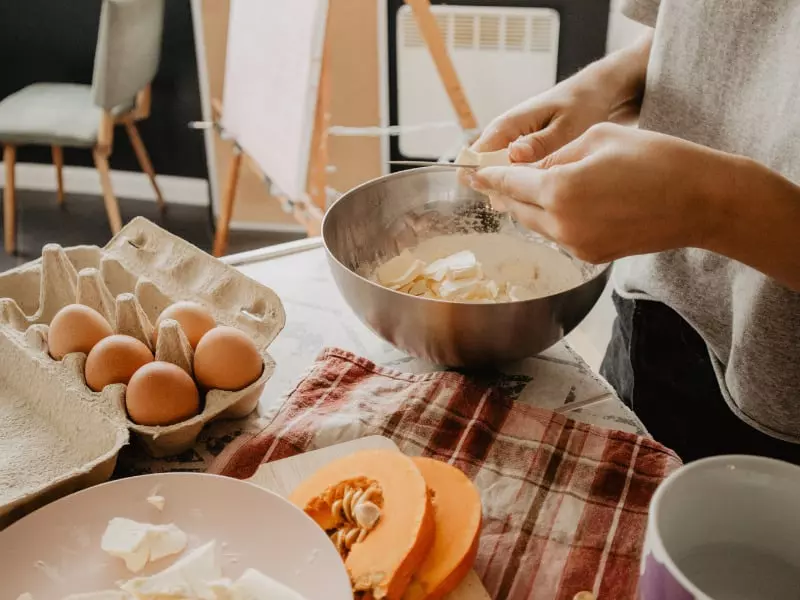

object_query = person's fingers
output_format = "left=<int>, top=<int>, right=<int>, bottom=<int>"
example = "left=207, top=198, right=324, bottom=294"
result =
left=504, top=199, right=552, bottom=239
left=472, top=105, right=554, bottom=153
left=469, top=165, right=546, bottom=208
left=487, top=193, right=507, bottom=212
left=534, top=123, right=611, bottom=168
left=471, top=123, right=517, bottom=154
left=535, top=135, right=591, bottom=169
left=485, top=192, right=512, bottom=213
left=456, top=166, right=475, bottom=188
left=508, top=120, right=569, bottom=163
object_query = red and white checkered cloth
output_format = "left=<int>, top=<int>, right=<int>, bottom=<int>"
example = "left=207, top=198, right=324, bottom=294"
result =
left=211, top=348, right=681, bottom=600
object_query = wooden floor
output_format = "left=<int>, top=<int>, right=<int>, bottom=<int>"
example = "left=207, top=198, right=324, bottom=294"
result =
left=0, top=190, right=304, bottom=271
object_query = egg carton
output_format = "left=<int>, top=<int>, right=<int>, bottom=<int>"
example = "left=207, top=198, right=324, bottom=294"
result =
left=0, top=217, right=285, bottom=526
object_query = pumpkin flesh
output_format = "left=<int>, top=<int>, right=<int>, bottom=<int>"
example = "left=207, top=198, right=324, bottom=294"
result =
left=290, top=449, right=435, bottom=599
left=402, top=457, right=483, bottom=600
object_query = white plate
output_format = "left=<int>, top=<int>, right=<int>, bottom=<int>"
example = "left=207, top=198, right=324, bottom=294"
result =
left=0, top=472, right=351, bottom=599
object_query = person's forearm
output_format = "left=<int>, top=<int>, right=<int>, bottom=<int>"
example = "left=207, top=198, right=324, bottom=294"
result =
left=704, top=155, right=800, bottom=291
left=576, top=31, right=653, bottom=124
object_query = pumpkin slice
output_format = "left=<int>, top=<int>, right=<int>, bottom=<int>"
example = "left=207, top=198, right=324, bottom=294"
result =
left=403, top=457, right=483, bottom=600
left=289, top=449, right=435, bottom=599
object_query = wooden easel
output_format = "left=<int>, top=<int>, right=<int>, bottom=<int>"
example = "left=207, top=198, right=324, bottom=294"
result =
left=211, top=0, right=478, bottom=257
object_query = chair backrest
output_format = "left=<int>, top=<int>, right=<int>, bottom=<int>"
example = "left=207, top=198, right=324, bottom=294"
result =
left=91, top=0, right=165, bottom=111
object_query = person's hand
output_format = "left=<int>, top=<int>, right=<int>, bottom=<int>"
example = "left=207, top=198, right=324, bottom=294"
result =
left=471, top=82, right=621, bottom=163
left=471, top=32, right=652, bottom=163
left=468, top=123, right=731, bottom=264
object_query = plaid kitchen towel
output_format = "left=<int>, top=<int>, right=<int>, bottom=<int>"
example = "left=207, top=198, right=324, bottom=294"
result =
left=211, top=348, right=682, bottom=600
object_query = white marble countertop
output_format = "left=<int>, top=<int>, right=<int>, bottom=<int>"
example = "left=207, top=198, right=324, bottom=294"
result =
left=116, top=238, right=644, bottom=476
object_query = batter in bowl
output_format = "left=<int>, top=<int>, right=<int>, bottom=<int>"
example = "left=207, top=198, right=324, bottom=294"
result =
left=373, top=233, right=583, bottom=303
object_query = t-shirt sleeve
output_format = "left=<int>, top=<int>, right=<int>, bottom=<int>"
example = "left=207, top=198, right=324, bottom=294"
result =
left=621, top=0, right=660, bottom=27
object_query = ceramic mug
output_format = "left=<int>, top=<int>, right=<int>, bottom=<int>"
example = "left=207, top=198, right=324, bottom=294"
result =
left=638, top=455, right=800, bottom=599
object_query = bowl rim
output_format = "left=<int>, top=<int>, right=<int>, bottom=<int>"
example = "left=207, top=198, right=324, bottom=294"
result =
left=322, top=166, right=612, bottom=306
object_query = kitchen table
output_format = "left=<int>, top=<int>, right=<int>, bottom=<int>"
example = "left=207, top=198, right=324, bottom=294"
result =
left=115, top=238, right=645, bottom=476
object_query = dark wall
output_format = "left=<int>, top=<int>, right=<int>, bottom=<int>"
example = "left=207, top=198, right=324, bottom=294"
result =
left=0, top=0, right=208, bottom=179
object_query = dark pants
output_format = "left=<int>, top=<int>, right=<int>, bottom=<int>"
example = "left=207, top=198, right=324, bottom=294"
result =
left=600, top=293, right=800, bottom=464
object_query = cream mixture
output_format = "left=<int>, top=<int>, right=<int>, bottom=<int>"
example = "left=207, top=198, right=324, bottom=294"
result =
left=374, top=233, right=583, bottom=303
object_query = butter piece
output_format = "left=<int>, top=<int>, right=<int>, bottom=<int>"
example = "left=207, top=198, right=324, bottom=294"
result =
left=101, top=518, right=150, bottom=572
left=423, top=251, right=479, bottom=282
left=455, top=147, right=480, bottom=165
left=148, top=526, right=188, bottom=563
left=232, top=569, right=308, bottom=600
left=101, top=518, right=187, bottom=573
left=120, top=541, right=222, bottom=599
left=455, top=147, right=511, bottom=168
left=478, top=148, right=511, bottom=167
left=376, top=245, right=529, bottom=304
left=199, top=569, right=307, bottom=600
left=438, top=277, right=485, bottom=300
left=17, top=595, right=34, bottom=600
left=507, top=285, right=530, bottom=302
left=377, top=250, right=425, bottom=289
left=146, top=495, right=166, bottom=511
left=406, top=279, right=429, bottom=296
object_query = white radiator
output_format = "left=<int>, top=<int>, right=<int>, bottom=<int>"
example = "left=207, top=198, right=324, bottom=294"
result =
left=395, top=4, right=560, bottom=160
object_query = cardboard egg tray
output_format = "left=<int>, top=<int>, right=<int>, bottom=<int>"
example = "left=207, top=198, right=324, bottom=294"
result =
left=0, top=218, right=285, bottom=526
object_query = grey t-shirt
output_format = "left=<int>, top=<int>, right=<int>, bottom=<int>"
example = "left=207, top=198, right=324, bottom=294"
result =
left=615, top=0, right=800, bottom=442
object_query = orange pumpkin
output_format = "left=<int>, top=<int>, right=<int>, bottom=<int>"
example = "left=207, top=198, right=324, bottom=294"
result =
left=403, top=457, right=482, bottom=600
left=290, top=449, right=435, bottom=599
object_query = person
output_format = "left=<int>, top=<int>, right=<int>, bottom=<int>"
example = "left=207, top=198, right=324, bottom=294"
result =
left=466, top=0, right=800, bottom=463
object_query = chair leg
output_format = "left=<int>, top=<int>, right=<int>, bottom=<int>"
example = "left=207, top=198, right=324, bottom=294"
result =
left=92, top=149, right=123, bottom=235
left=3, top=145, right=16, bottom=254
left=124, top=119, right=165, bottom=212
left=212, top=150, right=242, bottom=257
left=52, top=145, right=65, bottom=205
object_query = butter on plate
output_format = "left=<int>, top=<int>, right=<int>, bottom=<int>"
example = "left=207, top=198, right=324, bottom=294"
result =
left=121, top=541, right=307, bottom=600
left=120, top=541, right=222, bottom=598
left=100, top=517, right=187, bottom=573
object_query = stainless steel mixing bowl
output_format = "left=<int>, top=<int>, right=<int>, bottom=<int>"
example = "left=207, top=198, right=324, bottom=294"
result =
left=322, top=167, right=611, bottom=367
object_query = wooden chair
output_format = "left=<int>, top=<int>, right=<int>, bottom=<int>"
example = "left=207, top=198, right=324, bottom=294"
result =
left=0, top=0, right=165, bottom=255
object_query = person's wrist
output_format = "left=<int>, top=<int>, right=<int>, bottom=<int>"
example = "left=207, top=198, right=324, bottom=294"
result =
left=566, top=60, right=625, bottom=111
left=696, top=150, right=800, bottom=289
left=562, top=59, right=640, bottom=121
left=697, top=152, right=782, bottom=254
left=687, top=149, right=744, bottom=251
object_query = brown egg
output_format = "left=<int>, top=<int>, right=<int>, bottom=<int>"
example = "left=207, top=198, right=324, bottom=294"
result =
left=126, top=361, right=200, bottom=426
left=48, top=304, right=113, bottom=360
left=85, top=335, right=154, bottom=392
left=193, top=326, right=263, bottom=391
left=154, top=301, right=216, bottom=349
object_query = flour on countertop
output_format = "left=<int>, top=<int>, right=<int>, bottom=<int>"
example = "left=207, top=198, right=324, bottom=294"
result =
left=372, top=233, right=583, bottom=302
